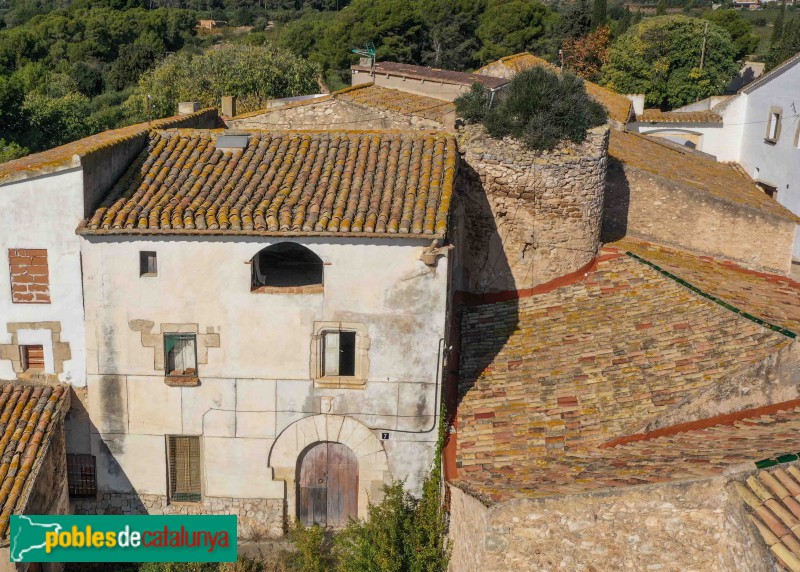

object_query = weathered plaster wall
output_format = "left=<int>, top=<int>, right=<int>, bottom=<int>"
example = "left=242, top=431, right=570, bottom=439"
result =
left=228, top=98, right=445, bottom=131
left=604, top=160, right=796, bottom=274
left=351, top=69, right=468, bottom=102
left=23, top=420, right=69, bottom=518
left=453, top=124, right=608, bottom=293
left=449, top=475, right=774, bottom=572
left=72, top=493, right=284, bottom=539
left=79, top=236, right=448, bottom=528
left=0, top=170, right=86, bottom=386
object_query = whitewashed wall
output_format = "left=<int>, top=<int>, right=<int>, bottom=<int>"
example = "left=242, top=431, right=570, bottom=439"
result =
left=80, top=235, right=448, bottom=501
left=0, top=169, right=87, bottom=386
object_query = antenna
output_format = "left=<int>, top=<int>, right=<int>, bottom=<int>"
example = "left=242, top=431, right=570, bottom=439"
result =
left=352, top=43, right=377, bottom=72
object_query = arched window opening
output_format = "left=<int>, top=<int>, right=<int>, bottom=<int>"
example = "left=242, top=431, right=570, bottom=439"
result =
left=251, top=243, right=323, bottom=292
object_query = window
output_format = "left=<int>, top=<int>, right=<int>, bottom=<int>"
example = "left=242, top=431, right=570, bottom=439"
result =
left=251, top=243, right=323, bottom=292
left=757, top=182, right=778, bottom=198
left=8, top=249, right=50, bottom=304
left=67, top=454, right=97, bottom=497
left=766, top=108, right=782, bottom=142
left=165, top=334, right=197, bottom=377
left=21, top=345, right=44, bottom=372
left=167, top=435, right=202, bottom=503
left=139, top=251, right=157, bottom=277
left=322, top=331, right=357, bottom=377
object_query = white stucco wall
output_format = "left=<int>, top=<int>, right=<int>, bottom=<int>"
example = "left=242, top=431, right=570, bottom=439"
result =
left=737, top=68, right=800, bottom=257
left=0, top=169, right=87, bottom=385
left=80, top=235, right=448, bottom=502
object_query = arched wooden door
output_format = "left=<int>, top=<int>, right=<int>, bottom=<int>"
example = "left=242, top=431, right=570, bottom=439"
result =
left=298, top=442, right=358, bottom=527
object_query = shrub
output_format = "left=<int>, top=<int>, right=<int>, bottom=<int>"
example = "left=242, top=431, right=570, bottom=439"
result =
left=455, top=66, right=607, bottom=151
left=289, top=520, right=332, bottom=572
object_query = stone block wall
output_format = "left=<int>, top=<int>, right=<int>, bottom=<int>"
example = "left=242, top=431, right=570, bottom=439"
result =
left=604, top=160, right=797, bottom=274
left=228, top=98, right=445, bottom=131
left=72, top=493, right=285, bottom=539
left=453, top=124, right=609, bottom=293
left=448, top=474, right=775, bottom=572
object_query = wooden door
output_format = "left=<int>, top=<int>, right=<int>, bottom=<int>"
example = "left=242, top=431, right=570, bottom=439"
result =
left=298, top=442, right=358, bottom=527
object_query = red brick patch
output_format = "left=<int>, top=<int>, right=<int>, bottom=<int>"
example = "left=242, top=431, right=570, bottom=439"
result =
left=8, top=249, right=50, bottom=304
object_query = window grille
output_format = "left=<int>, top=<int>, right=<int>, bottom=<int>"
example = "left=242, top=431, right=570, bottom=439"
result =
left=322, top=331, right=356, bottom=377
left=167, top=435, right=202, bottom=503
left=164, top=334, right=197, bottom=376
left=139, top=251, right=157, bottom=276
left=67, top=454, right=96, bottom=497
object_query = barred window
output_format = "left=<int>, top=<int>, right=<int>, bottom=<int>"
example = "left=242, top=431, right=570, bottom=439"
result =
left=165, top=334, right=197, bottom=377
left=167, top=435, right=202, bottom=503
left=67, top=454, right=96, bottom=497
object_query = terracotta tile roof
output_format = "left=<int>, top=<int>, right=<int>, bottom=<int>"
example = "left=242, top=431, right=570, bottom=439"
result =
left=610, top=130, right=800, bottom=222
left=455, top=249, right=793, bottom=502
left=737, top=463, right=800, bottom=571
left=638, top=109, right=722, bottom=124
left=617, top=238, right=800, bottom=336
left=352, top=61, right=509, bottom=90
left=335, top=84, right=456, bottom=125
left=0, top=381, right=69, bottom=536
left=476, top=52, right=634, bottom=124
left=80, top=129, right=458, bottom=237
left=0, top=109, right=218, bottom=187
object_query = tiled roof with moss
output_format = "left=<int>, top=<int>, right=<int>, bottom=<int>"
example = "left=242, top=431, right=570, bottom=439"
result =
left=455, top=248, right=794, bottom=502
left=610, top=130, right=800, bottom=222
left=80, top=129, right=458, bottom=237
left=639, top=109, right=722, bottom=124
left=477, top=52, right=634, bottom=124
left=0, top=109, right=218, bottom=187
left=737, top=463, right=800, bottom=571
left=352, top=61, right=509, bottom=90
left=0, top=381, right=69, bottom=536
left=335, top=84, right=456, bottom=125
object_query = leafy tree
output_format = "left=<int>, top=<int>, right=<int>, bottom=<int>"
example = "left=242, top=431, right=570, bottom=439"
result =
left=70, top=61, right=104, bottom=97
left=455, top=66, right=607, bottom=151
left=126, top=43, right=321, bottom=119
left=475, top=0, right=554, bottom=64
left=766, top=15, right=800, bottom=70
left=563, top=24, right=610, bottom=80
left=23, top=91, right=92, bottom=148
left=656, top=0, right=666, bottom=15
left=557, top=0, right=591, bottom=40
left=617, top=6, right=633, bottom=35
left=591, top=0, right=606, bottom=31
left=419, top=0, right=486, bottom=70
left=771, top=0, right=786, bottom=45
left=602, top=15, right=739, bottom=108
left=105, top=43, right=161, bottom=91
left=0, top=74, right=25, bottom=136
left=0, top=139, right=28, bottom=163
left=703, top=9, right=760, bottom=60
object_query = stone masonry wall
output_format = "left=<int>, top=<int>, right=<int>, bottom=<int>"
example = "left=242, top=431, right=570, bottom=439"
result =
left=228, top=98, right=444, bottom=131
left=72, top=493, right=285, bottom=539
left=604, top=160, right=797, bottom=274
left=453, top=124, right=609, bottom=293
left=449, top=474, right=775, bottom=572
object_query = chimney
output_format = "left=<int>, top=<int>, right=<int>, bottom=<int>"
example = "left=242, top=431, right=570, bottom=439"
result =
left=221, top=96, right=237, bottom=118
left=178, top=101, right=200, bottom=115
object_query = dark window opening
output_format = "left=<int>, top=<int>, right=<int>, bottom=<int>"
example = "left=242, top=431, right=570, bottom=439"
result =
left=251, top=243, right=323, bottom=290
left=323, top=331, right=356, bottom=377
left=67, top=454, right=97, bottom=497
left=165, top=334, right=197, bottom=377
left=21, top=345, right=44, bottom=372
left=167, top=435, right=202, bottom=503
left=140, top=251, right=157, bottom=277
left=758, top=182, right=778, bottom=198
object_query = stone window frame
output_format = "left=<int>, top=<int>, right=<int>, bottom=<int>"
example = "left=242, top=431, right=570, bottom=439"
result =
left=310, top=321, right=370, bottom=389
left=0, top=322, right=70, bottom=379
left=765, top=106, right=782, bottom=143
left=129, top=320, right=220, bottom=387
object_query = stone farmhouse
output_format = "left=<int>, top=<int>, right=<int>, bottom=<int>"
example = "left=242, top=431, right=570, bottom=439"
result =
left=630, top=51, right=800, bottom=258
left=0, top=49, right=800, bottom=572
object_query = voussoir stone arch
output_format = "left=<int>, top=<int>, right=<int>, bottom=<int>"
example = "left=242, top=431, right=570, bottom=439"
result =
left=269, top=414, right=391, bottom=520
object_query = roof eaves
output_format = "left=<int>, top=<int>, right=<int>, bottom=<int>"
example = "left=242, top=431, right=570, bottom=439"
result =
left=740, top=51, right=800, bottom=94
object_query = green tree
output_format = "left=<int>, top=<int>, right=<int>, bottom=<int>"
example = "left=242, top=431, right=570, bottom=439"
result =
left=126, top=44, right=321, bottom=119
left=602, top=15, right=739, bottom=108
left=105, top=43, right=161, bottom=91
left=557, top=0, right=591, bottom=40
left=475, top=0, right=554, bottom=64
left=766, top=15, right=800, bottom=70
left=455, top=66, right=607, bottom=151
left=703, top=9, right=760, bottom=60
left=618, top=6, right=633, bottom=34
left=419, top=0, right=486, bottom=70
left=23, top=91, right=92, bottom=149
left=0, top=139, right=28, bottom=163
left=656, top=0, right=666, bottom=15
left=591, top=0, right=606, bottom=31
left=771, top=0, right=786, bottom=45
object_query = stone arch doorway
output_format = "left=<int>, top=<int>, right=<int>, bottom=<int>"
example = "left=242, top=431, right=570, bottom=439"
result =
left=298, top=441, right=358, bottom=527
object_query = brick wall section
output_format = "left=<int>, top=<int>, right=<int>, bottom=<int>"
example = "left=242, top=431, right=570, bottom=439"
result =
left=8, top=249, right=50, bottom=304
left=448, top=474, right=775, bottom=572
left=453, top=124, right=609, bottom=293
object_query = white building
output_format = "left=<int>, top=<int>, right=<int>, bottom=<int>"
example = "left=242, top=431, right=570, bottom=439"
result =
left=630, top=52, right=800, bottom=257
left=70, top=128, right=456, bottom=535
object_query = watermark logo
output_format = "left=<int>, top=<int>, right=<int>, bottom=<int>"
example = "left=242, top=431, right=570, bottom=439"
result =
left=10, top=515, right=237, bottom=563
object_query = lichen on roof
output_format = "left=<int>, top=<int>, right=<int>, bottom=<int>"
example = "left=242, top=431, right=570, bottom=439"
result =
left=81, top=129, right=458, bottom=238
left=639, top=109, right=722, bottom=124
